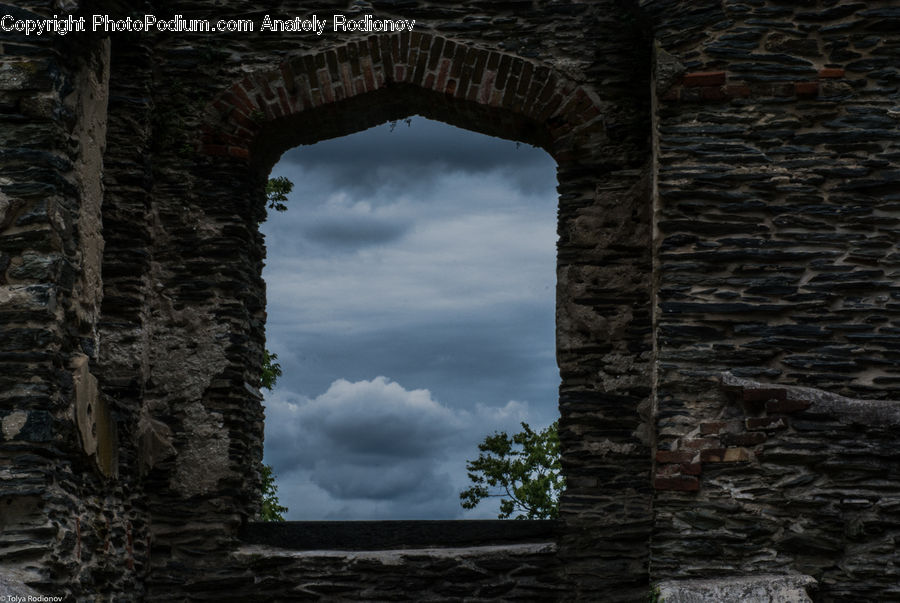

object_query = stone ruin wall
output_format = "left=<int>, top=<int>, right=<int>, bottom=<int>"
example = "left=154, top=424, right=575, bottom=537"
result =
left=0, top=0, right=898, bottom=601
left=648, top=2, right=900, bottom=599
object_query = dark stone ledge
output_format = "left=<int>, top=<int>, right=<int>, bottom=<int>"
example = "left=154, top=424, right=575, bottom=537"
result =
left=239, top=520, right=561, bottom=551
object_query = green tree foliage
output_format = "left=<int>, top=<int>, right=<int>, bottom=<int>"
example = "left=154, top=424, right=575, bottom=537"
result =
left=265, top=176, right=293, bottom=213
left=258, top=351, right=287, bottom=520
left=258, top=464, right=288, bottom=521
left=257, top=178, right=291, bottom=521
left=460, top=421, right=564, bottom=519
left=260, top=349, right=282, bottom=391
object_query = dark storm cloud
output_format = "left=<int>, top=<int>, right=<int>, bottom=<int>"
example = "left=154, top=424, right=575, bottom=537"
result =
left=266, top=310, right=558, bottom=414
left=277, top=116, right=556, bottom=197
left=263, top=377, right=529, bottom=518
left=264, top=377, right=459, bottom=475
left=311, top=459, right=453, bottom=502
left=260, top=117, right=560, bottom=519
left=303, top=215, right=410, bottom=248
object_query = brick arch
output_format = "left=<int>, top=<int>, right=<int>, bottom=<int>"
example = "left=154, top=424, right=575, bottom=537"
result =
left=189, top=30, right=653, bottom=600
left=199, top=31, right=604, bottom=165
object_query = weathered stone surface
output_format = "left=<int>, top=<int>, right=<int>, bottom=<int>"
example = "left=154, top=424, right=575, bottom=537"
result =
left=656, top=574, right=816, bottom=603
left=1, top=1, right=899, bottom=601
left=0, top=570, right=41, bottom=599
left=229, top=543, right=563, bottom=602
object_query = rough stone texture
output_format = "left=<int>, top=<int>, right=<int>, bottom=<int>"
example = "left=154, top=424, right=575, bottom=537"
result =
left=0, top=569, right=41, bottom=599
left=1, top=0, right=899, bottom=601
left=644, top=2, right=900, bottom=600
left=239, top=520, right=561, bottom=551
left=656, top=574, right=817, bottom=603
left=227, top=543, right=562, bottom=602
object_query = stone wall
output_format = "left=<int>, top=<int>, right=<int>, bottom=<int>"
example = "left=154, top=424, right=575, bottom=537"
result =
left=0, top=9, right=143, bottom=598
left=645, top=1, right=900, bottom=599
left=0, top=0, right=898, bottom=601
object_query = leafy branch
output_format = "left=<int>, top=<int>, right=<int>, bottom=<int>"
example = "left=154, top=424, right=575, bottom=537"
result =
left=460, top=421, right=564, bottom=519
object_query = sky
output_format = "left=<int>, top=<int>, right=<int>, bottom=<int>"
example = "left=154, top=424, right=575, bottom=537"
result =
left=260, top=116, right=560, bottom=520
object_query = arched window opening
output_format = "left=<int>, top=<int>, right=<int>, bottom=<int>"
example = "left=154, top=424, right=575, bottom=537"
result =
left=259, top=116, right=560, bottom=520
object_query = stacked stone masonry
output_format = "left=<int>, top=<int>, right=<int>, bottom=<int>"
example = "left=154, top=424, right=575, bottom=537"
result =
left=0, top=0, right=898, bottom=601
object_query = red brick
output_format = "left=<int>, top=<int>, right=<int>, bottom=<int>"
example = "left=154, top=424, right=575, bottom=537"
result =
left=201, top=144, right=228, bottom=156
left=818, top=68, right=844, bottom=79
left=352, top=75, right=366, bottom=97
left=276, top=87, right=292, bottom=116
left=700, top=421, right=727, bottom=435
left=578, top=104, right=601, bottom=122
left=679, top=462, right=702, bottom=476
left=316, top=71, right=333, bottom=103
left=215, top=132, right=244, bottom=146
left=212, top=98, right=233, bottom=117
left=516, top=61, right=533, bottom=96
left=795, top=81, right=819, bottom=98
left=229, top=109, right=258, bottom=132
left=230, top=86, right=256, bottom=115
left=412, top=47, right=428, bottom=86
left=341, top=44, right=357, bottom=77
left=466, top=81, right=479, bottom=103
left=746, top=416, right=787, bottom=431
left=538, top=93, right=564, bottom=121
left=340, top=63, right=354, bottom=97
left=309, top=88, right=323, bottom=108
left=472, top=50, right=488, bottom=86
left=226, top=146, right=249, bottom=160
left=654, top=475, right=700, bottom=491
left=495, top=53, right=511, bottom=88
left=390, top=34, right=401, bottom=64
left=363, top=63, right=376, bottom=92
left=479, top=70, right=496, bottom=104
left=252, top=94, right=269, bottom=118
left=766, top=398, right=811, bottom=414
left=661, top=87, right=681, bottom=101
left=436, top=58, right=450, bottom=91
left=682, top=71, right=727, bottom=87
left=231, top=126, right=255, bottom=141
left=502, top=73, right=520, bottom=106
left=255, top=74, right=276, bottom=101
left=279, top=64, right=296, bottom=95
left=700, top=85, right=726, bottom=100
left=428, top=37, right=444, bottom=70
left=296, top=78, right=313, bottom=110
left=656, top=450, right=695, bottom=464
left=724, top=84, right=751, bottom=98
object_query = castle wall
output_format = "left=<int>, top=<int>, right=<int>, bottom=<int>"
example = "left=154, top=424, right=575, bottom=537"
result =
left=0, top=1, right=898, bottom=601
left=645, top=1, right=900, bottom=599
left=0, top=17, right=144, bottom=598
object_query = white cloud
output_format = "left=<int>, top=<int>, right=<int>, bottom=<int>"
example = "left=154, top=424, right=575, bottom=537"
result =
left=263, top=377, right=533, bottom=519
left=259, top=116, right=561, bottom=519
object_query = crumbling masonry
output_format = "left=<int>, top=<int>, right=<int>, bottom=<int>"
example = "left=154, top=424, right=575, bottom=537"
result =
left=1, top=0, right=899, bottom=601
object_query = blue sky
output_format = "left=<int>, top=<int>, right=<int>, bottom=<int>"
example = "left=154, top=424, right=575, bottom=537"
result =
left=259, top=116, right=560, bottom=519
